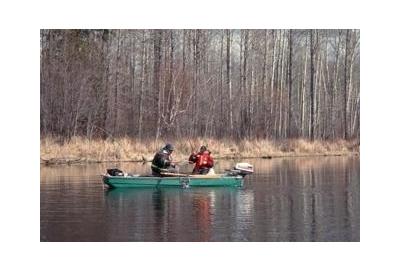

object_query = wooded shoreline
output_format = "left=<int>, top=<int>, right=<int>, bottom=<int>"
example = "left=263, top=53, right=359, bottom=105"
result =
left=40, top=136, right=359, bottom=165
left=41, top=30, right=360, bottom=142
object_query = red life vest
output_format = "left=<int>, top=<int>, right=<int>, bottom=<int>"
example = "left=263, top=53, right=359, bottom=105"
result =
left=194, top=151, right=213, bottom=170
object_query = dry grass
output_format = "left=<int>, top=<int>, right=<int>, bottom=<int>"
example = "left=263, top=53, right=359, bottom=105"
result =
left=40, top=136, right=359, bottom=164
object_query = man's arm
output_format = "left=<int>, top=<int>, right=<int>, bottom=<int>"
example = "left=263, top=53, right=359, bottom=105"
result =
left=188, top=153, right=197, bottom=163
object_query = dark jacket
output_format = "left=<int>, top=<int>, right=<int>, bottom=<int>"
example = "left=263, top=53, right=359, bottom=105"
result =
left=151, top=149, right=173, bottom=174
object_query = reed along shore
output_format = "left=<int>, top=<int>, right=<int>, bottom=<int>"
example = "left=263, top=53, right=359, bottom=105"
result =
left=40, top=136, right=359, bottom=165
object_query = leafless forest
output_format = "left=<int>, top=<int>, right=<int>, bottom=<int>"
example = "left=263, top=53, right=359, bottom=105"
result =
left=40, top=29, right=360, bottom=142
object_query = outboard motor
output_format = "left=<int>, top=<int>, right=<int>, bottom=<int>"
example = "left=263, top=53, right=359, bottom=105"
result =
left=227, top=163, right=254, bottom=177
left=107, top=168, right=125, bottom=176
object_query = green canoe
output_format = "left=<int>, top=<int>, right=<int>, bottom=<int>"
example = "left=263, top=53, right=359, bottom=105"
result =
left=103, top=173, right=244, bottom=188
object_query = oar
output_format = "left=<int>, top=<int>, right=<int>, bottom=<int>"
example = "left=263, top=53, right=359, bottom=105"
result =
left=160, top=172, right=190, bottom=177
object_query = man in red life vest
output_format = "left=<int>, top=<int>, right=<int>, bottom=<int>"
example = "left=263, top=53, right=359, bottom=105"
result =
left=189, top=145, right=214, bottom=175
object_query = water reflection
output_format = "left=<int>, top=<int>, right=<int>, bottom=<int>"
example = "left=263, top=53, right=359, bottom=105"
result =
left=244, top=157, right=359, bottom=241
left=41, top=156, right=359, bottom=241
left=104, top=187, right=248, bottom=241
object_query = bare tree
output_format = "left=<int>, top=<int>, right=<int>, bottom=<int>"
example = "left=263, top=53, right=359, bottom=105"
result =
left=40, top=29, right=360, bottom=142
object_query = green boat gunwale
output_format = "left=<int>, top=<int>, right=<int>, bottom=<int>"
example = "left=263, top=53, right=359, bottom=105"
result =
left=102, top=174, right=245, bottom=188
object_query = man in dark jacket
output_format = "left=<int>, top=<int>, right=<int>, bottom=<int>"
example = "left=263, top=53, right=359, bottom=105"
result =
left=189, top=145, right=214, bottom=174
left=151, top=143, right=176, bottom=176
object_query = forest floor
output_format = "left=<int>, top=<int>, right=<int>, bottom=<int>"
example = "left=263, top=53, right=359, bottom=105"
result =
left=40, top=136, right=359, bottom=165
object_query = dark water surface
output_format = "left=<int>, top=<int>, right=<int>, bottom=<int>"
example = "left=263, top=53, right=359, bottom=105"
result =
left=40, top=156, right=359, bottom=241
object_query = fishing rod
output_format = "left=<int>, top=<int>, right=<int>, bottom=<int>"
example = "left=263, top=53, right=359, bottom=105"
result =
left=188, top=137, right=195, bottom=154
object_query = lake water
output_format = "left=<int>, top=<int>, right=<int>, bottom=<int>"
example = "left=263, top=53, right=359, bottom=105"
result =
left=40, top=156, right=359, bottom=241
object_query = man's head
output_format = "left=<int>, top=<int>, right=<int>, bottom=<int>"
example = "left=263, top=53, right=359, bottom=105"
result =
left=164, top=143, right=174, bottom=154
left=200, top=145, right=207, bottom=153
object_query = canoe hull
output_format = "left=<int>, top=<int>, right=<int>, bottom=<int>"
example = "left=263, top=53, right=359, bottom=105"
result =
left=103, top=175, right=244, bottom=188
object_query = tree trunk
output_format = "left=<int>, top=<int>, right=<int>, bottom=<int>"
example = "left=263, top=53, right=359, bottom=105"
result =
left=138, top=30, right=146, bottom=140
left=343, top=29, right=350, bottom=139
left=262, top=30, right=269, bottom=138
left=288, top=29, right=293, bottom=138
left=113, top=30, right=121, bottom=136
left=219, top=30, right=224, bottom=138
left=301, top=36, right=308, bottom=137
left=270, top=30, right=277, bottom=137
left=153, top=30, right=162, bottom=140
left=129, top=33, right=136, bottom=136
left=226, top=29, right=233, bottom=138
left=309, top=29, right=315, bottom=140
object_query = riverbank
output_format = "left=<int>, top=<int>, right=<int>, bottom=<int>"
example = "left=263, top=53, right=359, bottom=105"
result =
left=40, top=136, right=359, bottom=165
